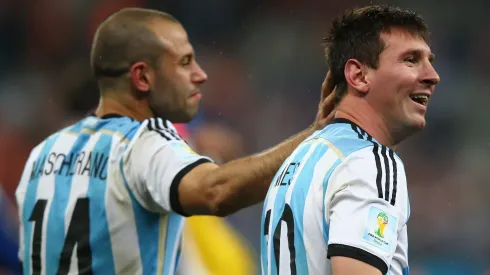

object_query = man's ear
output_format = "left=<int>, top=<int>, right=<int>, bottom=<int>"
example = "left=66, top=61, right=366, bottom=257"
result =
left=130, top=62, right=153, bottom=93
left=344, top=59, right=369, bottom=94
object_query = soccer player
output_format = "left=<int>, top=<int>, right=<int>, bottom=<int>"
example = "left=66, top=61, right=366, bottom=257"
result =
left=260, top=5, right=440, bottom=275
left=15, top=8, right=336, bottom=275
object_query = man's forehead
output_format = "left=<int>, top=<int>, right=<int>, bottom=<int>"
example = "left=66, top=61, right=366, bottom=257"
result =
left=381, top=29, right=432, bottom=54
left=151, top=21, right=192, bottom=54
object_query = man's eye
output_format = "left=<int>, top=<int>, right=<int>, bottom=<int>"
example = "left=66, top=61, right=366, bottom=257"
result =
left=405, top=57, right=416, bottom=63
left=182, top=56, right=192, bottom=65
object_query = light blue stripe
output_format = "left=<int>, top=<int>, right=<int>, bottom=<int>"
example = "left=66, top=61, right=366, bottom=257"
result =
left=269, top=143, right=312, bottom=275
left=114, top=118, right=162, bottom=274
left=163, top=213, right=184, bottom=275
left=260, top=160, right=290, bottom=275
left=318, top=123, right=373, bottom=157
left=45, top=121, right=88, bottom=274
left=290, top=144, right=328, bottom=274
left=87, top=133, right=115, bottom=275
left=322, top=159, right=341, bottom=246
left=98, top=117, right=140, bottom=140
left=120, top=160, right=160, bottom=275
left=403, top=266, right=409, bottom=275
left=22, top=135, right=59, bottom=274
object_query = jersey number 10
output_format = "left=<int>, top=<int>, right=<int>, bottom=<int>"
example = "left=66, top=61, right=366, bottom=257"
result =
left=28, top=198, right=93, bottom=275
left=264, top=204, right=297, bottom=275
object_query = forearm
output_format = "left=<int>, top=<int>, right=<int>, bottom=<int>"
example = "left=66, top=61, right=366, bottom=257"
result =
left=205, top=126, right=315, bottom=216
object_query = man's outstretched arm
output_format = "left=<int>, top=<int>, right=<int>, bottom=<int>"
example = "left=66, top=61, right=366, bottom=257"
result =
left=178, top=71, right=337, bottom=216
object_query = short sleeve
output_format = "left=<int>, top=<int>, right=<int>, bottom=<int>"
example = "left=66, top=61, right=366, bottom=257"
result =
left=325, top=145, right=407, bottom=274
left=389, top=224, right=409, bottom=275
left=122, top=119, right=212, bottom=215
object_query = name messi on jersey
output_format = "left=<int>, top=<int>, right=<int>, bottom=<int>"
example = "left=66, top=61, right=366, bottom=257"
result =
left=29, top=151, right=109, bottom=181
left=274, top=162, right=300, bottom=187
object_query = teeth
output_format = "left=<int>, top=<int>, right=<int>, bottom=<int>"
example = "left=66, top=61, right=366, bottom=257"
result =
left=410, top=94, right=430, bottom=106
left=410, top=95, right=428, bottom=100
left=410, top=95, right=429, bottom=103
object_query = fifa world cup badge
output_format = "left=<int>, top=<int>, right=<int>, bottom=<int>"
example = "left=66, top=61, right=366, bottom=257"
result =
left=362, top=206, right=398, bottom=252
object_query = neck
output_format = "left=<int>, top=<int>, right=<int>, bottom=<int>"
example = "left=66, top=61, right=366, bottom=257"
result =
left=335, top=96, right=396, bottom=147
left=95, top=91, right=153, bottom=122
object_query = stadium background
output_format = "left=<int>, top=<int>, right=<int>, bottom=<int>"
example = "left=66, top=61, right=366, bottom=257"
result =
left=0, top=0, right=489, bottom=274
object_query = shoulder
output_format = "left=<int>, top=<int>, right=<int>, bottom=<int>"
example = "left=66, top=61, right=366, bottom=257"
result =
left=309, top=119, right=375, bottom=159
left=326, top=144, right=408, bottom=218
left=127, top=117, right=204, bottom=164
left=333, top=145, right=404, bottom=182
left=137, top=117, right=184, bottom=144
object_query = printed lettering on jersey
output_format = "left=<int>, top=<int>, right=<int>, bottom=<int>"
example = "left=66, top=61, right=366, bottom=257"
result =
left=29, top=151, right=109, bottom=181
left=273, top=162, right=300, bottom=187
left=362, top=206, right=398, bottom=252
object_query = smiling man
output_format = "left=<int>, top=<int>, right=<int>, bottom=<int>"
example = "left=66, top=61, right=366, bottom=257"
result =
left=260, top=5, right=440, bottom=275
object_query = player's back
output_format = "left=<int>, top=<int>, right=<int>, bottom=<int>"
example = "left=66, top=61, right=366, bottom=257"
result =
left=16, top=115, right=185, bottom=275
left=261, top=118, right=410, bottom=275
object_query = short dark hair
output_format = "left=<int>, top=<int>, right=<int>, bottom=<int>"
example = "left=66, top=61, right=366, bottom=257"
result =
left=323, top=5, right=430, bottom=103
left=90, top=8, right=179, bottom=89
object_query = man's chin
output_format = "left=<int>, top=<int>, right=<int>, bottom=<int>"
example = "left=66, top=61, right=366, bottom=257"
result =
left=394, top=117, right=426, bottom=144
left=168, top=109, right=198, bottom=123
left=412, top=116, right=427, bottom=130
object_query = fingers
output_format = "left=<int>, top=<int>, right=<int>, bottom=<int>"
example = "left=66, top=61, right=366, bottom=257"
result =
left=322, top=86, right=336, bottom=113
left=321, top=71, right=335, bottom=100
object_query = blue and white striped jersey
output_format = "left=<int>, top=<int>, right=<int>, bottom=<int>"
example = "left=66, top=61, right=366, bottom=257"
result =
left=15, top=114, right=211, bottom=275
left=261, top=118, right=410, bottom=275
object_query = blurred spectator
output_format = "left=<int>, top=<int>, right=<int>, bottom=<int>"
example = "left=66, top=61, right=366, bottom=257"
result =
left=0, top=185, right=20, bottom=274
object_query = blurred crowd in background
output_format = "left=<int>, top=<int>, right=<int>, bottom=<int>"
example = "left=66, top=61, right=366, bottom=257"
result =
left=1, top=0, right=489, bottom=274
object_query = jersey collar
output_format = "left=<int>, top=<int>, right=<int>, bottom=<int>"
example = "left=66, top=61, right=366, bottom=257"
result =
left=330, top=118, right=373, bottom=140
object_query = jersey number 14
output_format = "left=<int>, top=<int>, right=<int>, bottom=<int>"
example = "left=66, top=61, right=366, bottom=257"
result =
left=29, top=198, right=93, bottom=275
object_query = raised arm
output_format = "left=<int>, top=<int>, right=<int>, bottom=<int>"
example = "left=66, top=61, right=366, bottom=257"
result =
left=178, top=71, right=336, bottom=216
left=178, top=126, right=314, bottom=216
left=125, top=72, right=336, bottom=217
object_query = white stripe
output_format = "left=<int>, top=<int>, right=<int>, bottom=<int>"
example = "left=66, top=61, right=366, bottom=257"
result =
left=64, top=133, right=100, bottom=274
left=38, top=135, right=78, bottom=275
left=166, top=120, right=178, bottom=133
left=166, top=220, right=184, bottom=274
left=16, top=144, right=45, bottom=263
left=156, top=118, right=179, bottom=140
left=106, top=133, right=143, bottom=274
left=276, top=144, right=317, bottom=274
left=156, top=129, right=172, bottom=141
left=284, top=143, right=319, bottom=204
left=379, top=145, right=387, bottom=200
left=157, top=118, right=165, bottom=130
left=264, top=147, right=304, bottom=275
left=164, top=121, right=181, bottom=139
left=150, top=118, right=168, bottom=140
left=265, top=171, right=282, bottom=275
left=279, top=224, right=291, bottom=275
left=126, top=121, right=147, bottom=153
left=64, top=133, right=100, bottom=232
left=150, top=118, right=157, bottom=131
left=386, top=148, right=395, bottom=203
left=264, top=166, right=289, bottom=275
left=382, top=146, right=390, bottom=201
left=157, top=215, right=169, bottom=275
left=303, top=149, right=338, bottom=275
